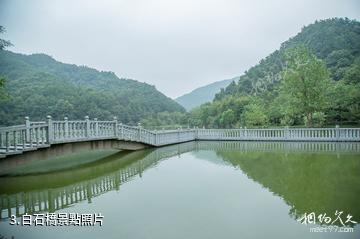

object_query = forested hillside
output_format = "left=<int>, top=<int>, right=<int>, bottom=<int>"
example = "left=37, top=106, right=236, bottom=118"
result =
left=190, top=18, right=360, bottom=128
left=0, top=51, right=184, bottom=126
left=1, top=18, right=359, bottom=129
left=175, top=78, right=235, bottom=111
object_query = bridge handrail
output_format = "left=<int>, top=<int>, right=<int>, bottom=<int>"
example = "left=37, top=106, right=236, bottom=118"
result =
left=1, top=116, right=359, bottom=158
left=0, top=125, right=26, bottom=132
left=30, top=121, right=46, bottom=126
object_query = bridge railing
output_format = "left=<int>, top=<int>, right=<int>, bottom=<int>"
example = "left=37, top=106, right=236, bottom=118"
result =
left=1, top=116, right=359, bottom=158
left=120, top=124, right=140, bottom=142
left=152, top=129, right=196, bottom=146
left=52, top=117, right=118, bottom=143
left=0, top=123, right=49, bottom=156
left=117, top=125, right=196, bottom=146
left=196, top=127, right=360, bottom=141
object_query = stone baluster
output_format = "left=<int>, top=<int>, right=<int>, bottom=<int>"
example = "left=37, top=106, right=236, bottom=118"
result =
left=25, top=116, right=30, bottom=142
left=287, top=127, right=291, bottom=140
left=22, top=129, right=26, bottom=148
left=154, top=130, right=158, bottom=145
left=85, top=116, right=90, bottom=138
left=47, top=115, right=53, bottom=144
left=35, top=127, right=39, bottom=146
left=335, top=125, right=340, bottom=141
left=122, top=122, right=125, bottom=139
left=177, top=128, right=180, bottom=142
left=113, top=117, right=118, bottom=137
left=138, top=123, right=142, bottom=141
left=5, top=131, right=9, bottom=152
left=93, top=118, right=98, bottom=137
left=64, top=117, right=69, bottom=139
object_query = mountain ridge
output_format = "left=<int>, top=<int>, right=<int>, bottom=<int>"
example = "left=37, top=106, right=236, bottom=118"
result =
left=0, top=50, right=185, bottom=126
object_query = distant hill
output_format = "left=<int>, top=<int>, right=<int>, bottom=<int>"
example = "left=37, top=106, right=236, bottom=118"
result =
left=175, top=78, right=236, bottom=111
left=0, top=51, right=185, bottom=126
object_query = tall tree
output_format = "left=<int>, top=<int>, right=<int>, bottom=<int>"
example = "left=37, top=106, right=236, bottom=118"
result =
left=242, top=100, right=268, bottom=127
left=0, top=26, right=12, bottom=100
left=0, top=26, right=12, bottom=50
left=279, top=45, right=331, bottom=127
left=0, top=76, right=6, bottom=100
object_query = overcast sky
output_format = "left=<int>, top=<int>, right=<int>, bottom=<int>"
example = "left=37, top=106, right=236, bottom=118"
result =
left=0, top=0, right=359, bottom=98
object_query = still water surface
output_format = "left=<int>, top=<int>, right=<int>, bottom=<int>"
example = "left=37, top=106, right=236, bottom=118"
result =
left=0, top=141, right=359, bottom=239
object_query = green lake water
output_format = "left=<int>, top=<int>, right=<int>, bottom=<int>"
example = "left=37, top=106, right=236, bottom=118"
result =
left=0, top=141, right=359, bottom=239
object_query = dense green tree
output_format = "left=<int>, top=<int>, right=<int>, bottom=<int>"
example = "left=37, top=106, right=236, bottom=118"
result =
left=327, top=80, right=360, bottom=125
left=0, top=76, right=6, bottom=100
left=242, top=100, right=268, bottom=127
left=343, top=60, right=360, bottom=84
left=219, top=109, right=235, bottom=128
left=0, top=26, right=12, bottom=101
left=0, top=26, right=12, bottom=50
left=278, top=45, right=331, bottom=127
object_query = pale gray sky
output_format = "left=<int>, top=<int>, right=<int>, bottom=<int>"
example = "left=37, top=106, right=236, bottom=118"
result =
left=0, top=0, right=359, bottom=98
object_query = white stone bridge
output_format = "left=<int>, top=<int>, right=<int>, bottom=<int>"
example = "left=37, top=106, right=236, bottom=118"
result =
left=1, top=116, right=359, bottom=158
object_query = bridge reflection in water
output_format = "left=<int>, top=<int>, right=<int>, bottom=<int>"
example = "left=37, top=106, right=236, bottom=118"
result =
left=0, top=141, right=359, bottom=224
left=0, top=142, right=196, bottom=219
